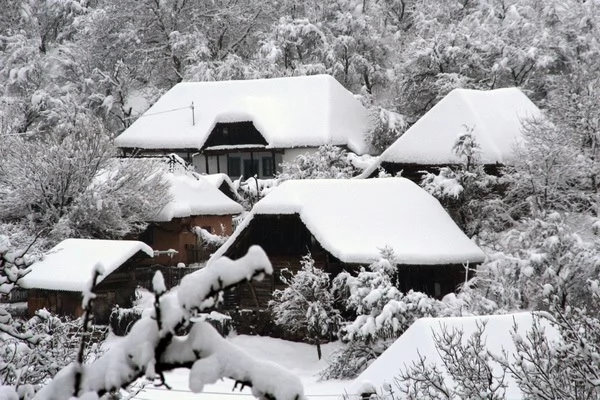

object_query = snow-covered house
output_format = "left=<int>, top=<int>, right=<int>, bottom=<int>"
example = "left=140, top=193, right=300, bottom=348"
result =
left=347, top=312, right=556, bottom=399
left=114, top=75, right=370, bottom=179
left=365, top=87, right=542, bottom=180
left=20, top=239, right=153, bottom=324
left=140, top=170, right=244, bottom=266
left=211, top=178, right=485, bottom=308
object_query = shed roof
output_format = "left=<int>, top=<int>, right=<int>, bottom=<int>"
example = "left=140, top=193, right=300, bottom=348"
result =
left=376, top=87, right=541, bottom=168
left=347, top=312, right=557, bottom=399
left=212, top=178, right=484, bottom=265
left=155, top=172, right=244, bottom=221
left=19, top=239, right=153, bottom=292
left=114, top=75, right=370, bottom=154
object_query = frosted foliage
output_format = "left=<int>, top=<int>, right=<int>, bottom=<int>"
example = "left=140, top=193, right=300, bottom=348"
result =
left=421, top=167, right=463, bottom=199
left=324, top=253, right=441, bottom=379
left=0, top=119, right=170, bottom=240
left=277, top=145, right=359, bottom=180
left=420, top=132, right=499, bottom=237
left=34, top=246, right=303, bottom=400
left=336, top=267, right=440, bottom=343
left=472, top=214, right=600, bottom=311
left=193, top=226, right=228, bottom=248
left=367, top=107, right=408, bottom=154
left=269, top=254, right=341, bottom=357
left=504, top=116, right=597, bottom=216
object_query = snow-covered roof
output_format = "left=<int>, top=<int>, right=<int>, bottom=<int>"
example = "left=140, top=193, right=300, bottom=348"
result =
left=114, top=75, right=370, bottom=154
left=378, top=87, right=542, bottom=166
left=212, top=178, right=484, bottom=265
left=348, top=312, right=557, bottom=399
left=19, top=239, right=154, bottom=292
left=155, top=173, right=244, bottom=221
left=201, top=173, right=235, bottom=190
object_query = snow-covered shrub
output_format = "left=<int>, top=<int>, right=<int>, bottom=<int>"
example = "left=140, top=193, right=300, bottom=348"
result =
left=367, top=107, right=408, bottom=154
left=334, top=270, right=440, bottom=344
left=324, top=251, right=442, bottom=378
left=471, top=213, right=600, bottom=311
left=421, top=129, right=501, bottom=237
left=234, top=177, right=276, bottom=209
left=270, top=254, right=341, bottom=360
left=1, top=311, right=105, bottom=391
left=277, top=144, right=359, bottom=181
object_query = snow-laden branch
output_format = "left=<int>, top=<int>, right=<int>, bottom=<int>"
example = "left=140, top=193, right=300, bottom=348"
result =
left=33, top=246, right=304, bottom=400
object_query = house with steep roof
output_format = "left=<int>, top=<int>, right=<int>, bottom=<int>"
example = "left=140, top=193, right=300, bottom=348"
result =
left=211, top=178, right=485, bottom=308
left=20, top=239, right=153, bottom=324
left=114, top=75, right=370, bottom=179
left=347, top=312, right=557, bottom=399
left=364, top=87, right=542, bottom=180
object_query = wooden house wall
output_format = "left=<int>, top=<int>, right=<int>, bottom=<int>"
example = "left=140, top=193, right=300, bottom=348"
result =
left=377, top=162, right=503, bottom=183
left=141, top=215, right=234, bottom=265
left=220, top=214, right=476, bottom=310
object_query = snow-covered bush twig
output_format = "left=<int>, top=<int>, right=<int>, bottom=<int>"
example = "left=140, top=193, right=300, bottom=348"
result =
left=34, top=246, right=305, bottom=400
left=394, top=321, right=507, bottom=400
left=74, top=265, right=104, bottom=396
left=193, top=226, right=228, bottom=248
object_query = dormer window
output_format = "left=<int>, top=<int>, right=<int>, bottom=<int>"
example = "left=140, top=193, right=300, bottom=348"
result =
left=204, top=121, right=267, bottom=147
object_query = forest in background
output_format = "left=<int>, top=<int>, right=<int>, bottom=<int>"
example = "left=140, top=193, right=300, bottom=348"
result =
left=1, top=0, right=598, bottom=140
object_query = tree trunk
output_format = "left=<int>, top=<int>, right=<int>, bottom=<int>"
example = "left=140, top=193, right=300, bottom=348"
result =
left=316, top=341, right=322, bottom=360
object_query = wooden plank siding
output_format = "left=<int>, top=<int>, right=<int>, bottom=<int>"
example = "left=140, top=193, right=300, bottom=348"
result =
left=377, top=162, right=503, bottom=183
left=137, top=215, right=234, bottom=266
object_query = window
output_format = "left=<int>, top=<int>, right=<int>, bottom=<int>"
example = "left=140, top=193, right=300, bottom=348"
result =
left=228, top=157, right=241, bottom=177
left=262, top=157, right=274, bottom=177
left=243, top=159, right=259, bottom=177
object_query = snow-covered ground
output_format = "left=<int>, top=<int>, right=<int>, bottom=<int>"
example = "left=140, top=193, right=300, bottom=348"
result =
left=133, top=335, right=348, bottom=400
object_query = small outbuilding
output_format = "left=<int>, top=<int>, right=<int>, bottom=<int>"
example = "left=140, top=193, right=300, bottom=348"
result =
left=211, top=178, right=485, bottom=308
left=347, top=312, right=556, bottom=399
left=20, top=239, right=153, bottom=324
left=141, top=171, right=244, bottom=265
left=114, top=75, right=370, bottom=179
left=365, top=87, right=542, bottom=180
